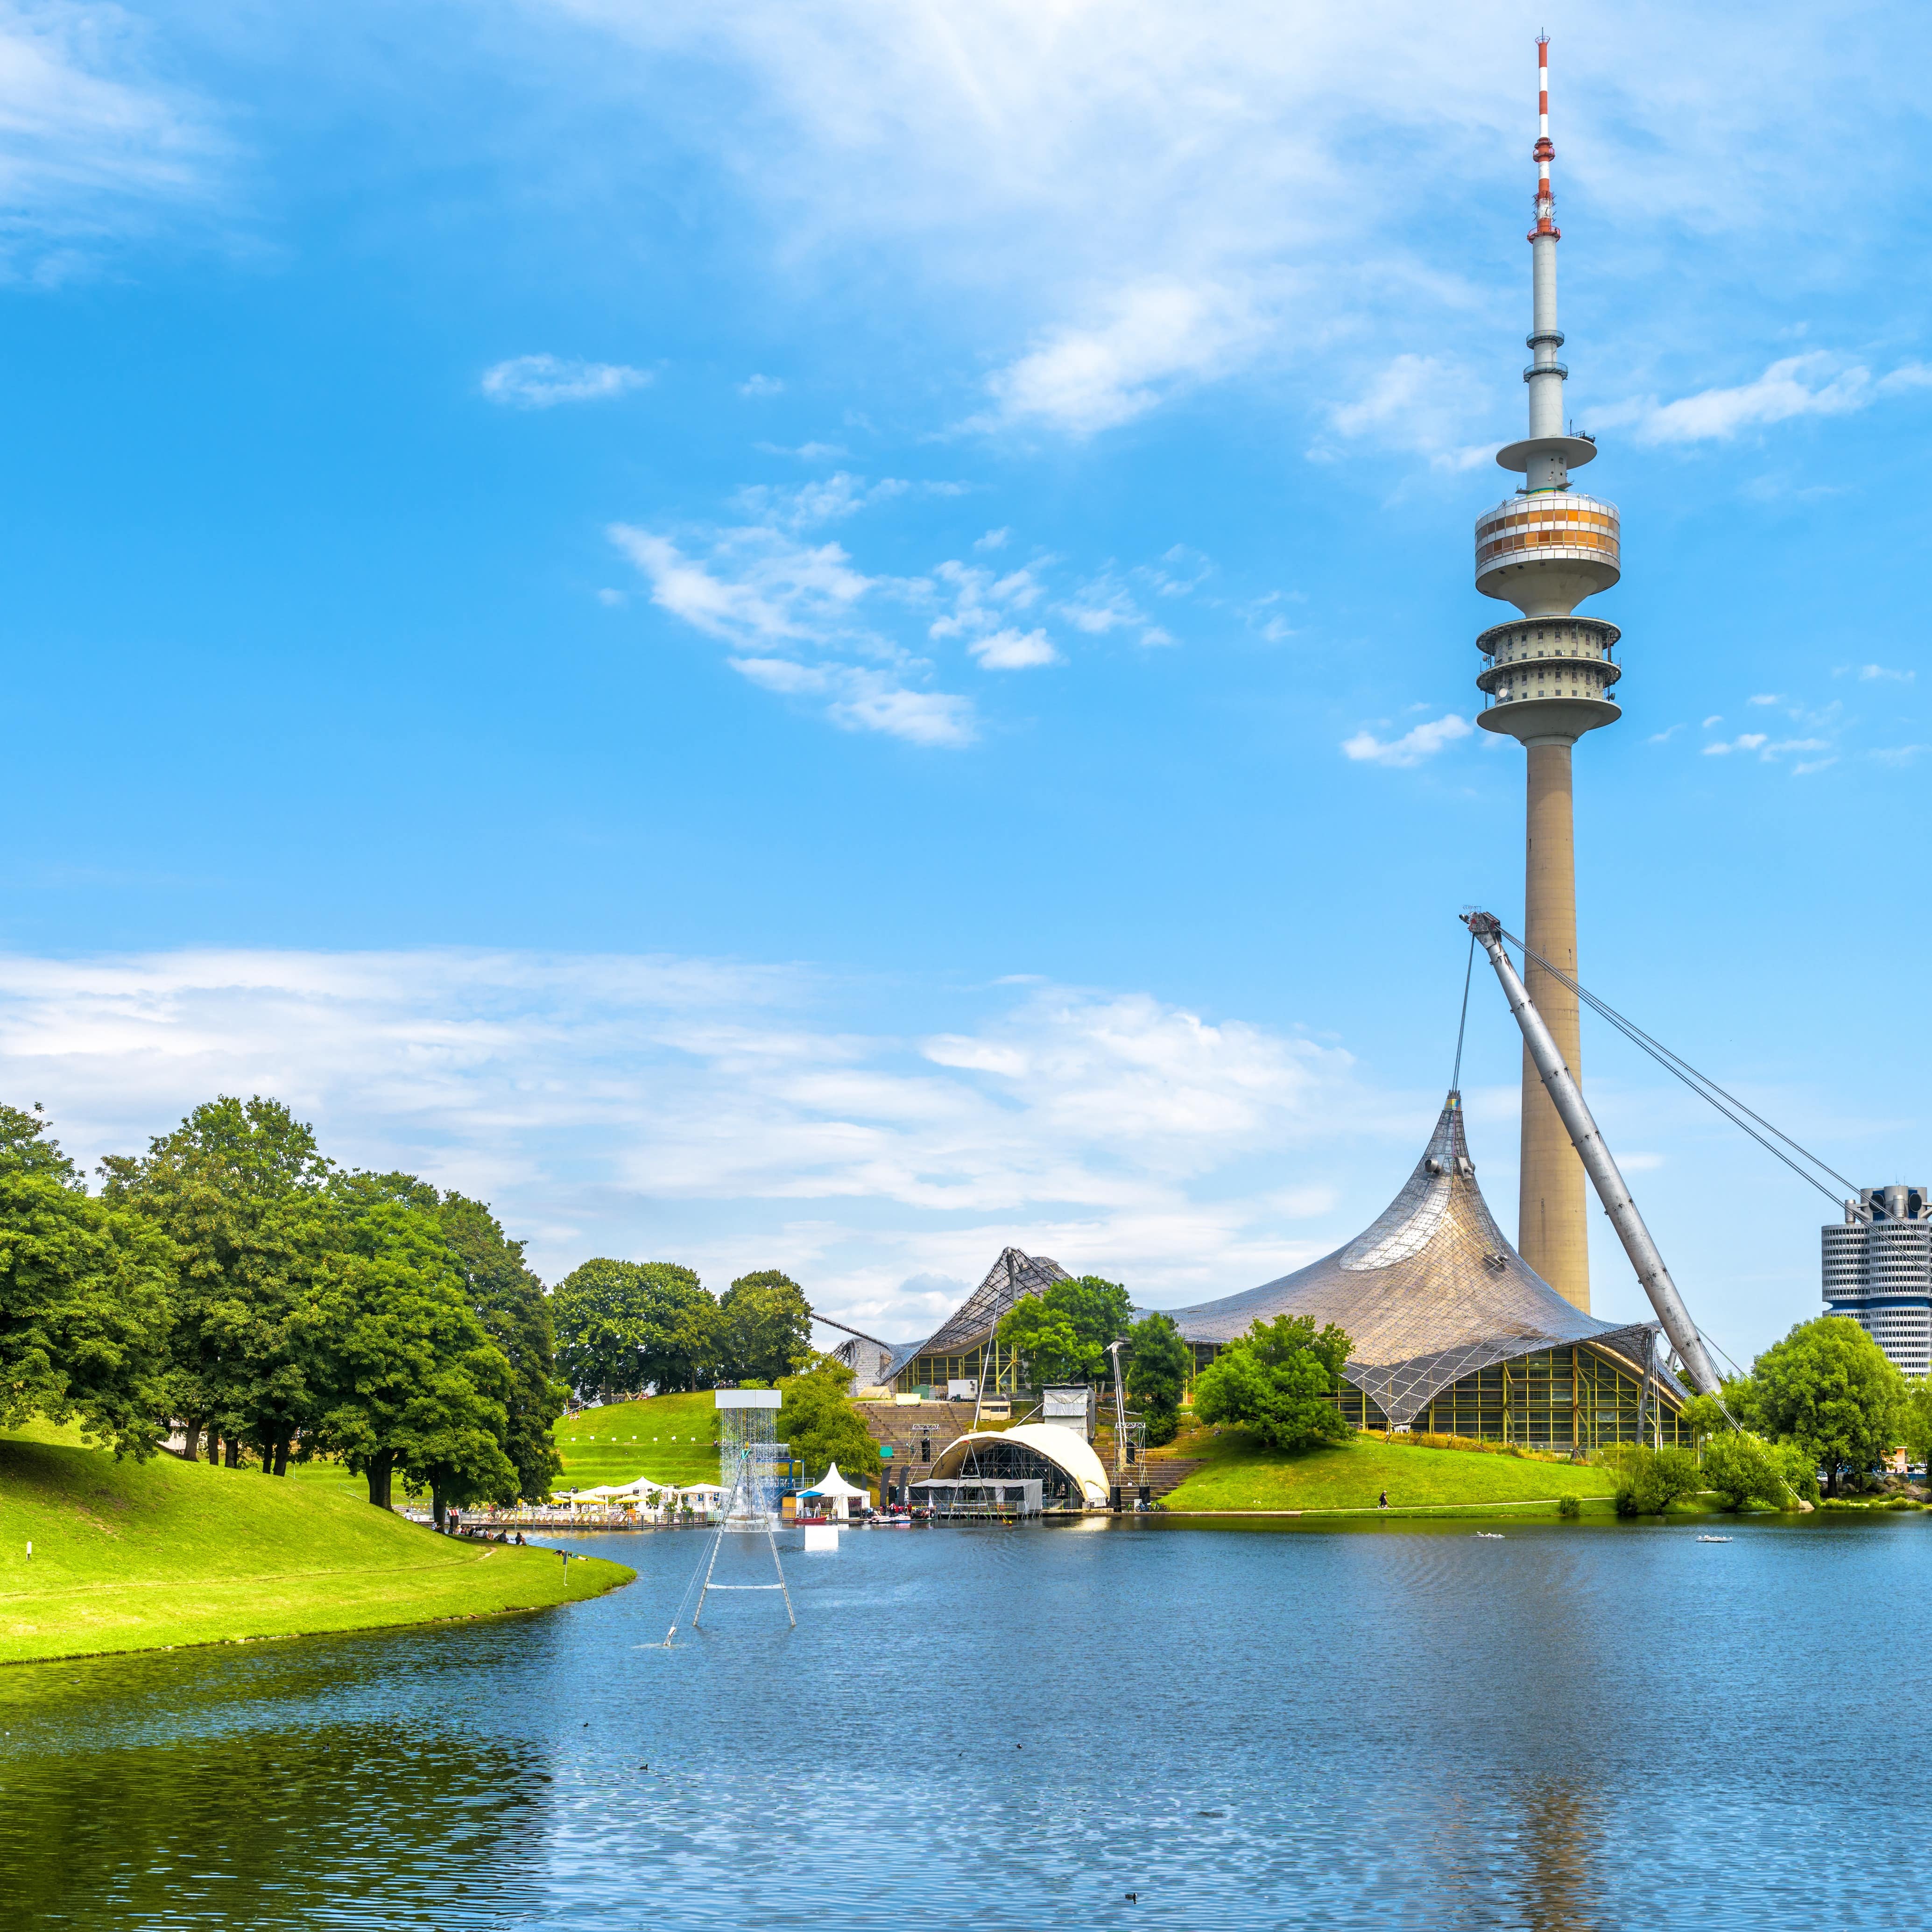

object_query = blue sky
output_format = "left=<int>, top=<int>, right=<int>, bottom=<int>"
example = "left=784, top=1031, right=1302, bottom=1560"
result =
left=0, top=0, right=1926, bottom=1364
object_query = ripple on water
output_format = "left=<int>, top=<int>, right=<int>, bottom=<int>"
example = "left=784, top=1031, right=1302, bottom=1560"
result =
left=0, top=1515, right=1923, bottom=1929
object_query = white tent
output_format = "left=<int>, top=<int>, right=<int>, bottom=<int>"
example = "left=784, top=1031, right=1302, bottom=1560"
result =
left=798, top=1462, right=872, bottom=1519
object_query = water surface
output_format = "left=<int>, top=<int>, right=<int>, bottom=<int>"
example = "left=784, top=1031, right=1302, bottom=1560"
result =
left=2, top=1514, right=1918, bottom=1930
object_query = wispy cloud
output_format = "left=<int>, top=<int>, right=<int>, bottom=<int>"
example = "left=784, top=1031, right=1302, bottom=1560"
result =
left=1614, top=353, right=1932, bottom=446
left=482, top=354, right=651, bottom=408
left=1317, top=354, right=1493, bottom=471
left=1837, top=663, right=1916, bottom=683
left=0, top=946, right=1404, bottom=1323
left=1341, top=713, right=1472, bottom=769
left=1868, top=745, right=1926, bottom=767
left=978, top=279, right=1259, bottom=436
left=738, top=373, right=784, bottom=396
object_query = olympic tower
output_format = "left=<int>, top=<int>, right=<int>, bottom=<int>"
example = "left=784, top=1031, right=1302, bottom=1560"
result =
left=1473, top=37, right=1621, bottom=1313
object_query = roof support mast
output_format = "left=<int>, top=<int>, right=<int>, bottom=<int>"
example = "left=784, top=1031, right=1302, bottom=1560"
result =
left=1463, top=911, right=1723, bottom=1397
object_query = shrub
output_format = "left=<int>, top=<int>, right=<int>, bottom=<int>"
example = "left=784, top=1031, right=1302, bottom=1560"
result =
left=1612, top=1445, right=1702, bottom=1516
left=1557, top=1494, right=1580, bottom=1520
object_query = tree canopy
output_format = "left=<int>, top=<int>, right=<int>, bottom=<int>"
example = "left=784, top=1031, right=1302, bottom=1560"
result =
left=101, top=1096, right=334, bottom=1473
left=1125, top=1310, right=1191, bottom=1447
left=0, top=1170, right=174, bottom=1456
left=996, top=1274, right=1134, bottom=1385
left=1748, top=1315, right=1904, bottom=1496
left=308, top=1200, right=517, bottom=1513
left=552, top=1258, right=719, bottom=1396
left=719, top=1269, right=812, bottom=1383
left=1192, top=1315, right=1353, bottom=1451
left=777, top=1354, right=880, bottom=1488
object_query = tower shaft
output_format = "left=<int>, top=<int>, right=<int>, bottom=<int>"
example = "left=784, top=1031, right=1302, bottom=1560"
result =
left=1520, top=741, right=1591, bottom=1305
left=1472, top=35, right=1621, bottom=1314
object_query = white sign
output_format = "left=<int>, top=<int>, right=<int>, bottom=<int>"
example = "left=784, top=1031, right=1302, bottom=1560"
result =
left=803, top=1524, right=839, bottom=1552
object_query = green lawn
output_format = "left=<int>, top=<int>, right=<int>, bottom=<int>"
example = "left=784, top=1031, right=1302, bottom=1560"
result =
left=286, top=1390, right=725, bottom=1503
left=0, top=1423, right=632, bottom=1664
left=1157, top=1427, right=1619, bottom=1514
left=552, top=1392, right=721, bottom=1488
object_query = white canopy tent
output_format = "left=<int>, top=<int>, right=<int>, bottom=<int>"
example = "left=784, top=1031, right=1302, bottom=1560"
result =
left=797, top=1462, right=872, bottom=1520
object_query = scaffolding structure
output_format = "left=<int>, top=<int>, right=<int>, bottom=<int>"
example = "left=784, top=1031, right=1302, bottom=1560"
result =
left=661, top=1390, right=794, bottom=1646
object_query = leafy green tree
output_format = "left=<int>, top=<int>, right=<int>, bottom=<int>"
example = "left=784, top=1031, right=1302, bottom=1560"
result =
left=102, top=1096, right=333, bottom=1472
left=996, top=1275, right=1134, bottom=1385
left=552, top=1259, right=719, bottom=1396
left=437, top=1192, right=566, bottom=1502
left=1193, top=1315, right=1353, bottom=1451
left=0, top=1103, right=83, bottom=1188
left=1903, top=1378, right=1932, bottom=1483
left=718, top=1269, right=812, bottom=1383
left=1700, top=1430, right=1817, bottom=1511
left=1610, top=1444, right=1703, bottom=1516
left=307, top=1200, right=516, bottom=1516
left=1750, top=1315, right=1905, bottom=1497
left=776, top=1354, right=881, bottom=1489
left=0, top=1161, right=175, bottom=1456
left=1126, top=1310, right=1191, bottom=1447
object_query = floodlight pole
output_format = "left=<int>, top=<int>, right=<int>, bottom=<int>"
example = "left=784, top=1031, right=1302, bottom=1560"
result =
left=1106, top=1339, right=1130, bottom=1478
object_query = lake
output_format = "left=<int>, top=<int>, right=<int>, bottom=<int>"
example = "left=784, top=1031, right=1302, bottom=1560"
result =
left=2, top=1513, right=1919, bottom=1930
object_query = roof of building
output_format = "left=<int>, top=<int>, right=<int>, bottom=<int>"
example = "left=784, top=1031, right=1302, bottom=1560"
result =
left=908, top=1246, right=1072, bottom=1357
left=928, top=1424, right=1111, bottom=1508
left=1163, top=1093, right=1667, bottom=1428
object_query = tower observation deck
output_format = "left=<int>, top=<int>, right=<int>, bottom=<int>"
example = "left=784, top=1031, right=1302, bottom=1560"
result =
left=1474, top=37, right=1617, bottom=1313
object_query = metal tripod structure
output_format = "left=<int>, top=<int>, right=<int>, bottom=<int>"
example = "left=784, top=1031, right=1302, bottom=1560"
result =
left=661, top=1392, right=795, bottom=1647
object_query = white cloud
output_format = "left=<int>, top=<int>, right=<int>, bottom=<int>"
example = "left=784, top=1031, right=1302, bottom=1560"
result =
left=973, top=528, right=1009, bottom=551
left=1702, top=715, right=1724, bottom=728
left=0, top=947, right=1405, bottom=1322
left=1847, top=663, right=1916, bottom=683
left=733, top=471, right=908, bottom=528
left=979, top=279, right=1259, bottom=436
left=609, top=520, right=975, bottom=745
left=1341, top=713, right=1473, bottom=769
left=1319, top=354, right=1493, bottom=470
left=967, top=627, right=1057, bottom=670
left=0, top=3, right=230, bottom=276
left=1618, top=353, right=1883, bottom=445
left=1748, top=693, right=1781, bottom=706
left=1869, top=745, right=1926, bottom=766
left=1703, top=733, right=1768, bottom=755
left=1647, top=724, right=1683, bottom=744
left=739, top=373, right=784, bottom=395
left=481, top=354, right=651, bottom=408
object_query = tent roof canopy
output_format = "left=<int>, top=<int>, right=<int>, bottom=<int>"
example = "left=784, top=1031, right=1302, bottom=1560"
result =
left=799, top=1461, right=869, bottom=1498
left=1161, top=1093, right=1669, bottom=1428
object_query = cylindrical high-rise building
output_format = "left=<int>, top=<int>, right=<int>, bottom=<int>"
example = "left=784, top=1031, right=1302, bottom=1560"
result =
left=1474, top=37, right=1621, bottom=1313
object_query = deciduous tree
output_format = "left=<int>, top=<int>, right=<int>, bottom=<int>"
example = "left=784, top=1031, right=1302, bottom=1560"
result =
left=718, top=1269, right=812, bottom=1383
left=437, top=1192, right=566, bottom=1502
left=1125, top=1311, right=1191, bottom=1447
left=101, top=1096, right=332, bottom=1472
left=553, top=1259, right=719, bottom=1396
left=777, top=1354, right=881, bottom=1489
left=307, top=1201, right=516, bottom=1515
left=0, top=1154, right=174, bottom=1457
left=1749, top=1315, right=1904, bottom=1497
left=996, top=1275, right=1134, bottom=1386
left=1192, top=1315, right=1353, bottom=1452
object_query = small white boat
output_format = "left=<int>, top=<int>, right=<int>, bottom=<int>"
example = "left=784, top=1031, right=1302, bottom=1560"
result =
left=1696, top=1534, right=1733, bottom=1543
left=1474, top=1531, right=1504, bottom=1540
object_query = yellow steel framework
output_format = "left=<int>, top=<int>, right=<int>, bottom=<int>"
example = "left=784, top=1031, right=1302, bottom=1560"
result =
left=1327, top=1343, right=1690, bottom=1448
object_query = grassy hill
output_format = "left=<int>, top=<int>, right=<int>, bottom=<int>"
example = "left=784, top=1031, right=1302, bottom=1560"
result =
left=1156, top=1425, right=1619, bottom=1514
left=0, top=1423, right=632, bottom=1664
left=552, top=1392, right=721, bottom=1488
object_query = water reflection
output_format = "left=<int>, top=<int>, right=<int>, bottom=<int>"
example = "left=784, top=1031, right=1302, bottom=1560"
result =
left=2, top=1516, right=1923, bottom=1930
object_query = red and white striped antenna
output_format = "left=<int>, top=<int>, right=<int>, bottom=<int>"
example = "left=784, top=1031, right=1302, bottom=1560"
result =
left=1530, top=34, right=1558, bottom=241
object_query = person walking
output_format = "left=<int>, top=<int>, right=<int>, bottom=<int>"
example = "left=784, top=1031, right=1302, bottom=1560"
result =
left=1378, top=1489, right=1389, bottom=1511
